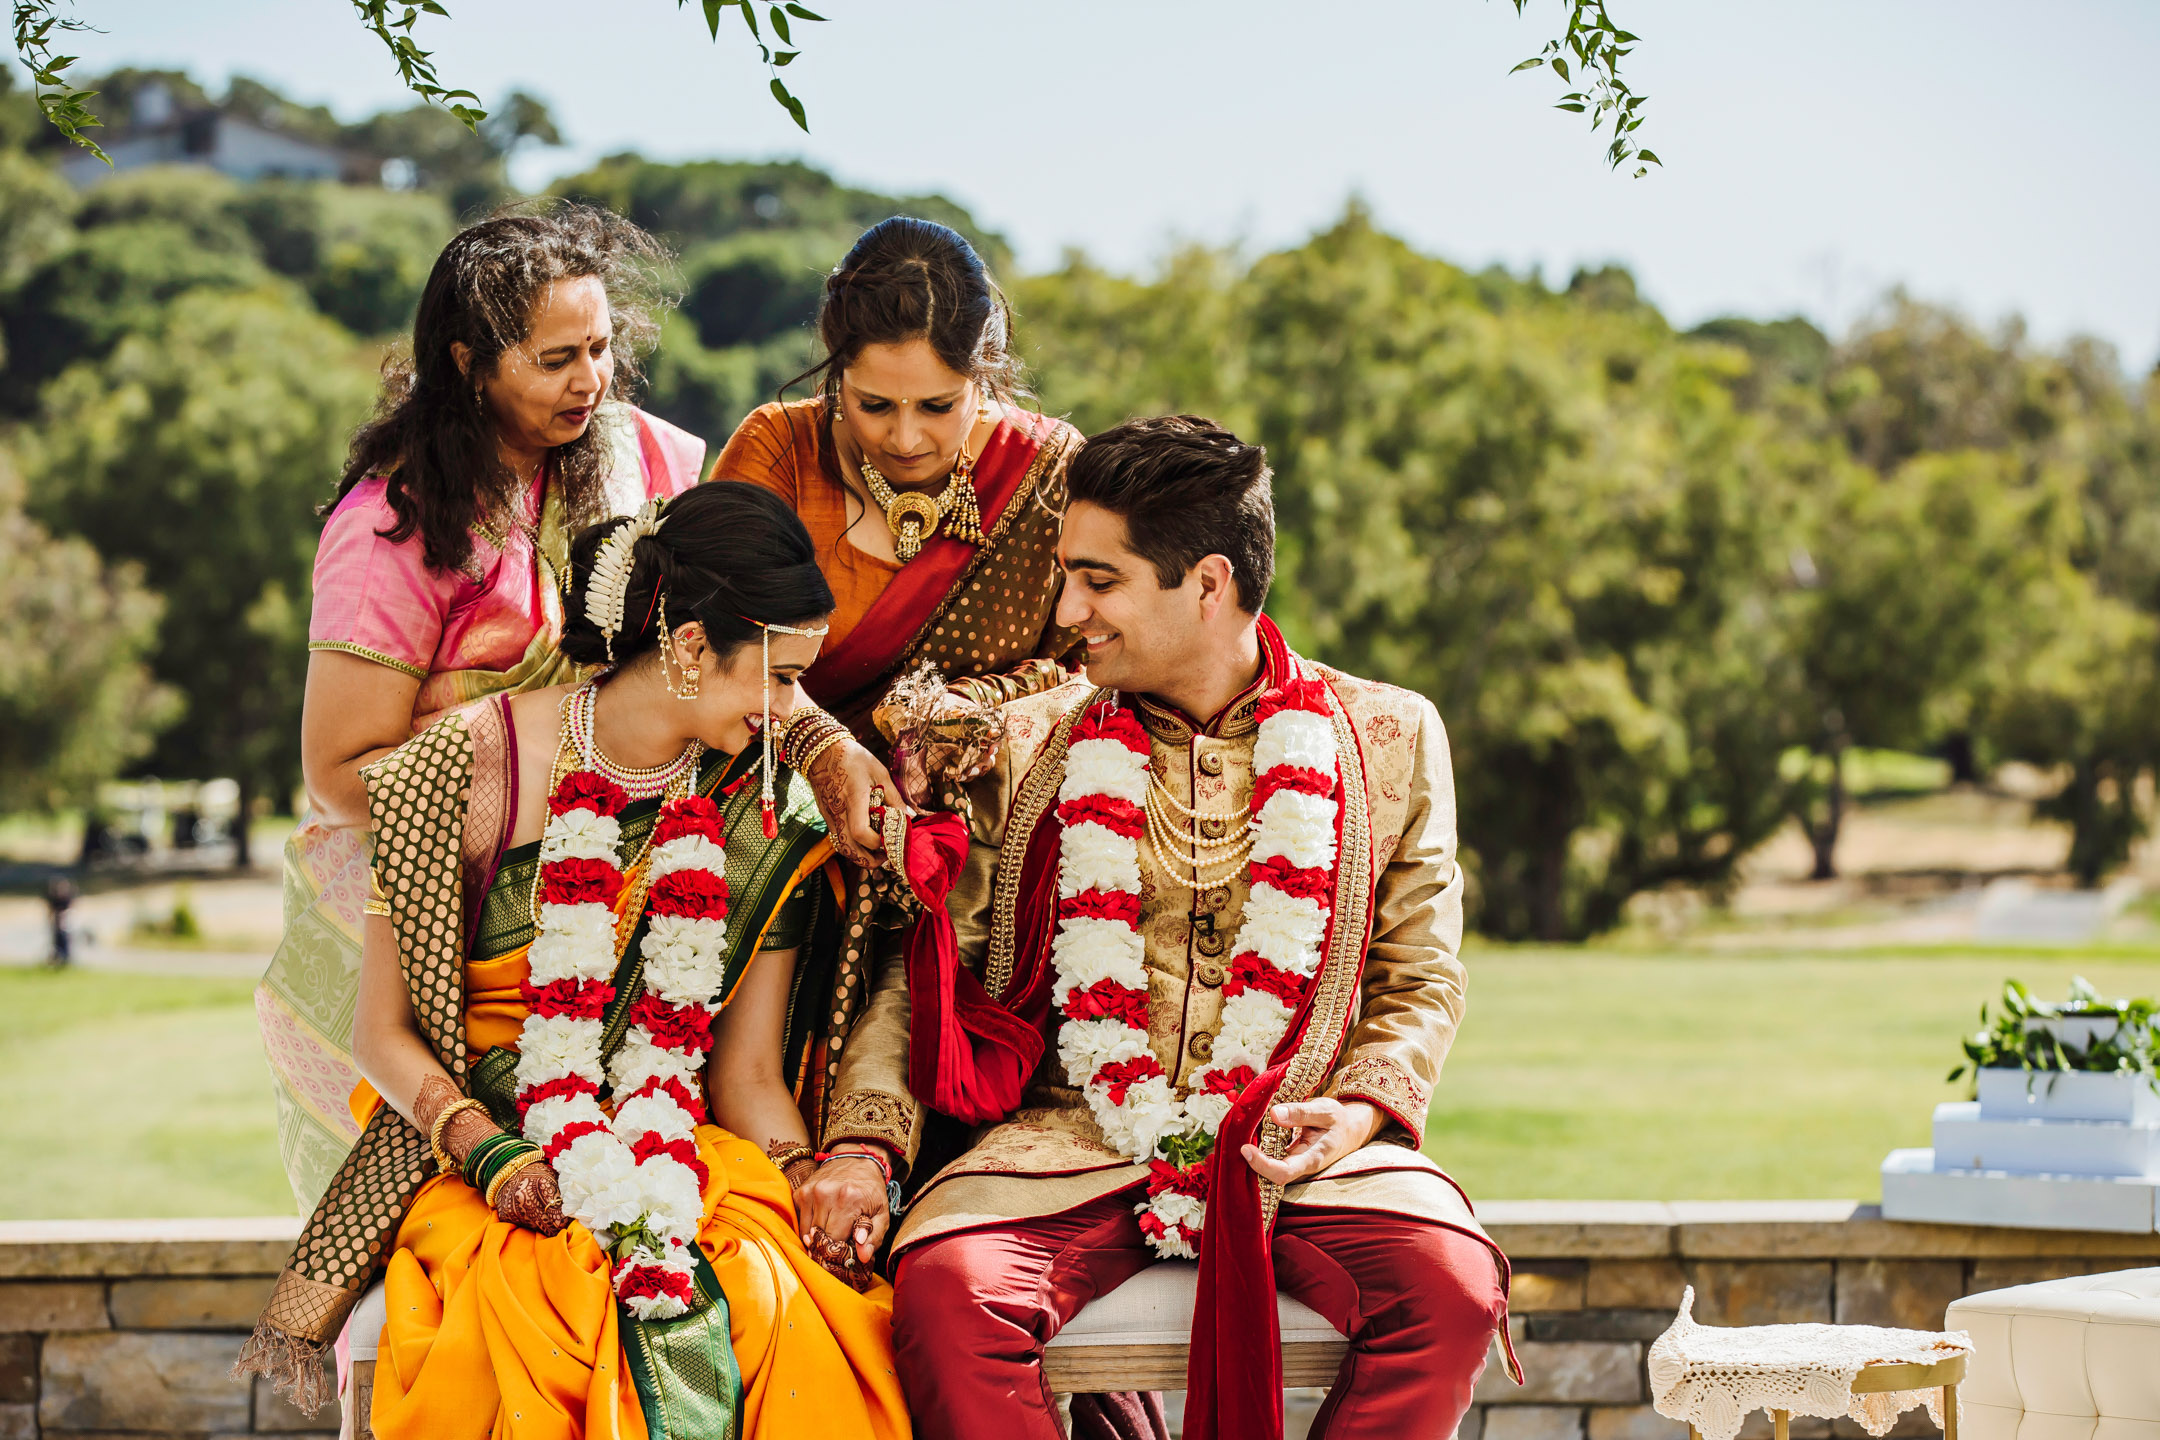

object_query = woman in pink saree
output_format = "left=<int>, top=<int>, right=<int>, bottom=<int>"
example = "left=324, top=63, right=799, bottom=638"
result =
left=263, top=204, right=708, bottom=1213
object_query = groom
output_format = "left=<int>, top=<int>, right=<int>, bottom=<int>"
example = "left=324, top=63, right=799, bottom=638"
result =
left=823, top=415, right=1517, bottom=1440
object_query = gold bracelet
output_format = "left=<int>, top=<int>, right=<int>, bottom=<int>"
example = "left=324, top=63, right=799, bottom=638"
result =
left=484, top=1150, right=546, bottom=1209
left=796, top=730, right=848, bottom=778
left=781, top=705, right=845, bottom=769
left=427, top=1097, right=489, bottom=1175
left=363, top=867, right=392, bottom=918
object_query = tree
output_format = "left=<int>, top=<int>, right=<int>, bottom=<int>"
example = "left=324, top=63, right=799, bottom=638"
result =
left=0, top=447, right=174, bottom=814
left=1780, top=450, right=2060, bottom=878
left=25, top=287, right=377, bottom=867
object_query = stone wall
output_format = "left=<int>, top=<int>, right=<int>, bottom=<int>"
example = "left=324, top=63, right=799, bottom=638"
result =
left=5, top=1205, right=2159, bottom=1440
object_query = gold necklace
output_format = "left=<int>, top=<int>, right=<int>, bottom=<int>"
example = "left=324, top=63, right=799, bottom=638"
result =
left=858, top=413, right=988, bottom=562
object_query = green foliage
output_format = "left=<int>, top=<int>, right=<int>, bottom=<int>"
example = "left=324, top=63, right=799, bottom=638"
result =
left=1506, top=0, right=1657, bottom=176
left=1948, top=977, right=2160, bottom=1088
left=348, top=0, right=484, bottom=128
left=23, top=287, right=378, bottom=850
left=230, top=180, right=454, bottom=335
left=0, top=449, right=174, bottom=812
left=11, top=0, right=103, bottom=160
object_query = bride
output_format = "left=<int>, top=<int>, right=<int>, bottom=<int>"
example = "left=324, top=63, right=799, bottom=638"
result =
left=239, top=481, right=909, bottom=1440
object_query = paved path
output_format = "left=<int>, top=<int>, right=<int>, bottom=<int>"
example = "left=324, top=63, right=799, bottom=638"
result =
left=0, top=875, right=278, bottom=978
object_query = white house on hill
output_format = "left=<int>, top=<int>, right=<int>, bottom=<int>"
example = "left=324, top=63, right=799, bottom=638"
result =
left=60, top=81, right=352, bottom=187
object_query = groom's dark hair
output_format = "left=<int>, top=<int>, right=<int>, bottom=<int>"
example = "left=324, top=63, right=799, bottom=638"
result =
left=1065, top=415, right=1275, bottom=613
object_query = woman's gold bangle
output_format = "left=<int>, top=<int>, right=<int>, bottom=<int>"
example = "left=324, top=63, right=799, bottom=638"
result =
left=484, top=1150, right=546, bottom=1209
left=427, top=1097, right=489, bottom=1175
left=796, top=730, right=848, bottom=777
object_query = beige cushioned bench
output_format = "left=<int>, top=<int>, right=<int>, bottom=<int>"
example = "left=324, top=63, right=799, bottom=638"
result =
left=1945, top=1268, right=2160, bottom=1440
left=1042, top=1260, right=1348, bottom=1392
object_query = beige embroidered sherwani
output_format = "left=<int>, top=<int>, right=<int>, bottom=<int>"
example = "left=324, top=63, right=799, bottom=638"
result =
left=824, top=655, right=1498, bottom=1266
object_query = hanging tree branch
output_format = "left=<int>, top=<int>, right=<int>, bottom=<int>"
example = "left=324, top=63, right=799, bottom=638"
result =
left=12, top=0, right=104, bottom=160
left=16, top=2, right=1642, bottom=167
left=1506, top=0, right=1659, bottom=177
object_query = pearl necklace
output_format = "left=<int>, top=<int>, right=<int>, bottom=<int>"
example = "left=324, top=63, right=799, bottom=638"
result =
left=566, top=680, right=702, bottom=800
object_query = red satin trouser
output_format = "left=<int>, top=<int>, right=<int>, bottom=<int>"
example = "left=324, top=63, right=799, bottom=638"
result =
left=893, top=1186, right=1506, bottom=1440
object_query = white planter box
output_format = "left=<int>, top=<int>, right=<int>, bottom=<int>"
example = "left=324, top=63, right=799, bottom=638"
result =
left=2031, top=1016, right=2125, bottom=1050
left=1881, top=1147, right=2160, bottom=1233
left=1932, top=1101, right=2160, bottom=1178
left=1976, top=1067, right=2160, bottom=1125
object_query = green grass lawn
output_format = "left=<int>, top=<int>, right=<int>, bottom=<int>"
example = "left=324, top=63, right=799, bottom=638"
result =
left=1426, top=944, right=2160, bottom=1200
left=8, top=945, right=2160, bottom=1219
left=0, top=967, right=294, bottom=1220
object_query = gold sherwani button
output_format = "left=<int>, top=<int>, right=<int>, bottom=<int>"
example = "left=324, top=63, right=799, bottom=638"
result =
left=1197, top=750, right=1225, bottom=777
left=1200, top=886, right=1232, bottom=913
left=1188, top=1031, right=1215, bottom=1061
left=1195, top=931, right=1226, bottom=958
left=1196, top=962, right=1225, bottom=988
left=1200, top=816, right=1227, bottom=838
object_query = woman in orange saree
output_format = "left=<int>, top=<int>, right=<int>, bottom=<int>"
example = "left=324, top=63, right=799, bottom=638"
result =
left=241, top=484, right=908, bottom=1440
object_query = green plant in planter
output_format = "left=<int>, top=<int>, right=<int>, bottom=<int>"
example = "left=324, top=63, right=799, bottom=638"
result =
left=1948, top=977, right=2160, bottom=1092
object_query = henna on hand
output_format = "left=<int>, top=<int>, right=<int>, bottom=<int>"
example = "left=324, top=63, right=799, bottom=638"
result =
left=412, top=1075, right=461, bottom=1135
left=807, top=744, right=884, bottom=869
left=495, top=1163, right=569, bottom=1236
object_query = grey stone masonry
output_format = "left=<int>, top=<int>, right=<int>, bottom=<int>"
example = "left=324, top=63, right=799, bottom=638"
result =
left=5, top=1207, right=2159, bottom=1439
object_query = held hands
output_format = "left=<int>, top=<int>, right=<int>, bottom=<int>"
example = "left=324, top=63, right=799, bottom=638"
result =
left=1239, top=1098, right=1384, bottom=1186
left=794, top=1148, right=891, bottom=1284
left=805, top=737, right=903, bottom=870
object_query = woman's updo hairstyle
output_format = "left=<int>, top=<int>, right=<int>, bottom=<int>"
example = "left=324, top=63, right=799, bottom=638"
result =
left=785, top=216, right=1026, bottom=406
left=560, top=482, right=835, bottom=670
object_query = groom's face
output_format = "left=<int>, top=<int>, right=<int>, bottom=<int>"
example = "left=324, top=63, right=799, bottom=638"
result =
left=1054, top=500, right=1206, bottom=694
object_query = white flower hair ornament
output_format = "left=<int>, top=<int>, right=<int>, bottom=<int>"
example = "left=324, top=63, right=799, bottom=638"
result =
left=584, top=498, right=667, bottom=662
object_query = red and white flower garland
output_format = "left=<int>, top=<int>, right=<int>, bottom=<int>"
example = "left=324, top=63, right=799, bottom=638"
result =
left=514, top=771, right=732, bottom=1319
left=1050, top=676, right=1342, bottom=1258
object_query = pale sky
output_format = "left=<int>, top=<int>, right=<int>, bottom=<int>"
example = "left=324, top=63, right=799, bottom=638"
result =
left=54, top=1, right=2160, bottom=373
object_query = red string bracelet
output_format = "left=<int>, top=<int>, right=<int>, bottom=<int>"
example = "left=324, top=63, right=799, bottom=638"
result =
left=816, top=1148, right=894, bottom=1187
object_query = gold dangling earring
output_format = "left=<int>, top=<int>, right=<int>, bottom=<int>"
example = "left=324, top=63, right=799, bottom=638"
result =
left=659, top=597, right=700, bottom=701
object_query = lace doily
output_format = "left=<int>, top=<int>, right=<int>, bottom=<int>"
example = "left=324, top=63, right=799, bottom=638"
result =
left=1649, top=1286, right=1972, bottom=1440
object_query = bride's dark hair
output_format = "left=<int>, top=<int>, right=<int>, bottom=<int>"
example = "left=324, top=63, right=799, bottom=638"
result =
left=559, top=482, right=834, bottom=669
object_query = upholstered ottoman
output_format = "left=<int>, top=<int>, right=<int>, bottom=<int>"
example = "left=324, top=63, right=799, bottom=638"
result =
left=1945, top=1268, right=2160, bottom=1440
left=1041, top=1260, right=1347, bottom=1392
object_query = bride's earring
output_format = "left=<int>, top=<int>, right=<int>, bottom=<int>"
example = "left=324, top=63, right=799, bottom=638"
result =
left=658, top=598, right=700, bottom=701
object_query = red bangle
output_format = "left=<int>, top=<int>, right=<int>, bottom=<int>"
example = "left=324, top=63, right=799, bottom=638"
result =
left=816, top=1148, right=893, bottom=1187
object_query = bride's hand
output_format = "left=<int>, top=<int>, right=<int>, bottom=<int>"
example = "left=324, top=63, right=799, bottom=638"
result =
left=806, top=737, right=902, bottom=870
left=494, top=1162, right=570, bottom=1236
left=797, top=1149, right=890, bottom=1269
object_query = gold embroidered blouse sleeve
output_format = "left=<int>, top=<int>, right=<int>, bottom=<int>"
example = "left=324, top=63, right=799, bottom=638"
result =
left=822, top=718, right=1017, bottom=1170
left=1322, top=698, right=1466, bottom=1147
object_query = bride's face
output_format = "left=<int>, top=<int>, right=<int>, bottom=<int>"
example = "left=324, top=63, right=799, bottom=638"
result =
left=662, top=624, right=826, bottom=756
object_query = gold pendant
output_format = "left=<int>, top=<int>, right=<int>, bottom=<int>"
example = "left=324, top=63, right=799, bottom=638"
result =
left=885, top=490, right=941, bottom=563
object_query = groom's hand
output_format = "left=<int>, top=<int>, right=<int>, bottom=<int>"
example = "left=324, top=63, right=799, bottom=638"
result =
left=1239, top=1099, right=1383, bottom=1186
left=798, top=1146, right=891, bottom=1268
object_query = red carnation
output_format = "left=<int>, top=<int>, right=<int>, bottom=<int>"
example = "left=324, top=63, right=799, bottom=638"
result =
left=648, top=868, right=729, bottom=920
left=1147, top=1157, right=1211, bottom=1199
left=1060, top=887, right=1143, bottom=926
left=539, top=856, right=624, bottom=909
left=521, top=976, right=615, bottom=1020
left=1074, top=705, right=1150, bottom=755
left=1092, top=1054, right=1165, bottom=1104
left=1064, top=978, right=1150, bottom=1029
left=1252, top=765, right=1338, bottom=810
left=1058, top=793, right=1145, bottom=838
left=631, top=1132, right=711, bottom=1189
left=654, top=795, right=724, bottom=848
left=550, top=771, right=628, bottom=818
left=631, top=992, right=717, bottom=1053
left=543, top=1119, right=607, bottom=1163
left=517, top=1074, right=600, bottom=1120
left=614, top=1264, right=694, bottom=1305
left=1200, top=1064, right=1257, bottom=1098
left=624, top=1073, right=707, bottom=1122
left=1249, top=857, right=1332, bottom=904
left=1223, top=952, right=1308, bottom=1009
left=1137, top=1209, right=1168, bottom=1242
left=1255, top=676, right=1334, bottom=725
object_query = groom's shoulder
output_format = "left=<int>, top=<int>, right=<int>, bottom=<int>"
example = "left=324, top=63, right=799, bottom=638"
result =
left=997, top=676, right=1098, bottom=772
left=1308, top=659, right=1444, bottom=747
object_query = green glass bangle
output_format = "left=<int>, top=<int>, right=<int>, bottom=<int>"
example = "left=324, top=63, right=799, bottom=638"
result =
left=460, top=1130, right=521, bottom=1188
left=469, top=1135, right=543, bottom=1196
